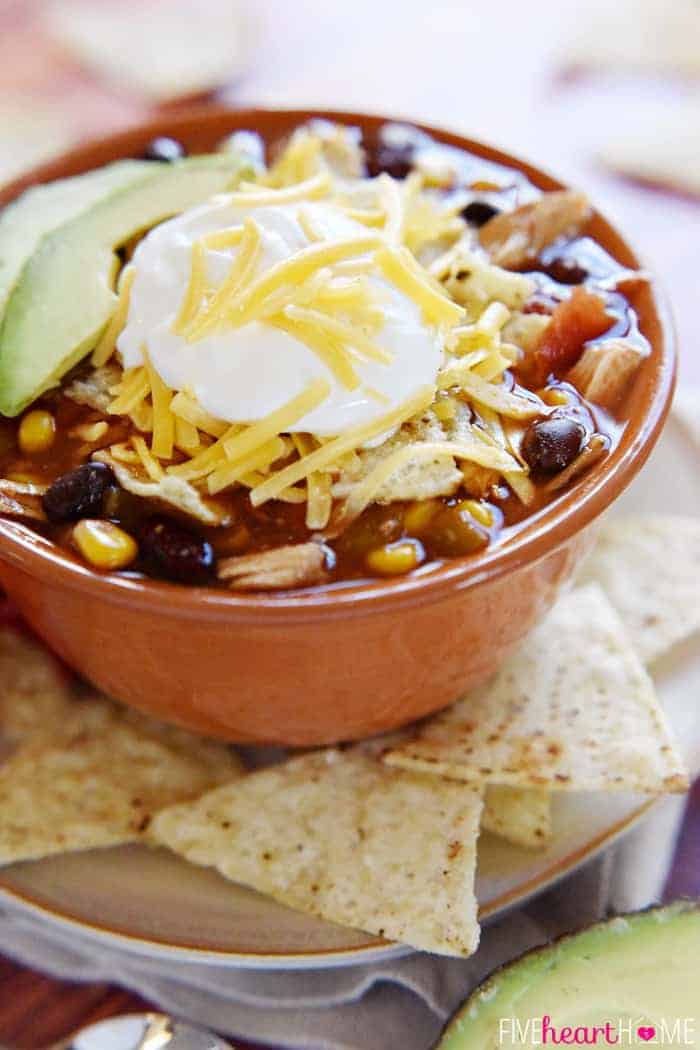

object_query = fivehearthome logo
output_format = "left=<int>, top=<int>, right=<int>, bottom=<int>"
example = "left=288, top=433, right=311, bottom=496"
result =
left=498, top=1016, right=697, bottom=1046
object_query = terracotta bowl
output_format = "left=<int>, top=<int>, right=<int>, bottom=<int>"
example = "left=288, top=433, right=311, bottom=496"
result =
left=0, top=108, right=675, bottom=746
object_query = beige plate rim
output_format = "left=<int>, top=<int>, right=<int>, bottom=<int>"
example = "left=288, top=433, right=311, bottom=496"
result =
left=0, top=797, right=657, bottom=970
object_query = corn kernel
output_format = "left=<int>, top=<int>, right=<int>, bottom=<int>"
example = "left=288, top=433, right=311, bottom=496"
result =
left=458, top=499, right=493, bottom=528
left=69, top=421, right=109, bottom=443
left=403, top=499, right=440, bottom=535
left=366, top=540, right=423, bottom=577
left=72, top=519, right=138, bottom=571
left=18, top=409, right=56, bottom=455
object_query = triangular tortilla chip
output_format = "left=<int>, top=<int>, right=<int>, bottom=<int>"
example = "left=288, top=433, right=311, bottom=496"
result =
left=673, top=389, right=700, bottom=453
left=482, top=787, right=552, bottom=850
left=384, top=585, right=687, bottom=794
left=351, top=731, right=552, bottom=850
left=559, top=0, right=700, bottom=77
left=600, top=98, right=700, bottom=197
left=0, top=627, right=73, bottom=742
left=46, top=0, right=254, bottom=101
left=151, top=750, right=483, bottom=957
left=580, top=515, right=700, bottom=665
left=0, top=693, right=244, bottom=865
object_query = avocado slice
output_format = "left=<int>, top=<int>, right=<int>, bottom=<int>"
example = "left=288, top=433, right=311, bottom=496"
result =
left=437, top=902, right=700, bottom=1048
left=0, top=160, right=151, bottom=320
left=0, top=153, right=250, bottom=416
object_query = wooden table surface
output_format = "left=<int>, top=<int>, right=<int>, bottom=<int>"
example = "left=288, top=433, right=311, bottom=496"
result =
left=0, top=1, right=699, bottom=1046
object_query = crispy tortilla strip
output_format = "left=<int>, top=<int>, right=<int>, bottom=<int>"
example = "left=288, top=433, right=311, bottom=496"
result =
left=0, top=628, right=73, bottom=742
left=94, top=450, right=230, bottom=526
left=218, top=542, right=328, bottom=591
left=151, top=750, right=483, bottom=957
left=479, top=192, right=592, bottom=270
left=64, top=363, right=122, bottom=414
left=482, top=787, right=552, bottom=850
left=385, top=584, right=687, bottom=794
left=567, top=338, right=645, bottom=409
left=579, top=515, right=700, bottom=665
left=0, top=693, right=244, bottom=865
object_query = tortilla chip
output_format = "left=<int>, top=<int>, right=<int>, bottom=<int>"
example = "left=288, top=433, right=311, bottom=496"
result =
left=151, top=750, right=483, bottom=957
left=579, top=515, right=700, bottom=665
left=384, top=584, right=687, bottom=794
left=0, top=101, right=75, bottom=188
left=673, top=388, right=700, bottom=448
left=482, top=787, right=552, bottom=850
left=600, top=98, right=700, bottom=197
left=0, top=627, right=73, bottom=742
left=352, top=732, right=551, bottom=850
left=332, top=408, right=464, bottom=503
left=46, top=0, right=254, bottom=101
left=0, top=694, right=244, bottom=865
left=559, top=0, right=700, bottom=77
left=94, top=450, right=231, bottom=526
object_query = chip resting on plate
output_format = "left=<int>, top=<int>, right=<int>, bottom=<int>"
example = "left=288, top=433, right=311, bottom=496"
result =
left=579, top=515, right=700, bottom=665
left=352, top=731, right=552, bottom=850
left=45, top=0, right=254, bottom=101
left=482, top=787, right=552, bottom=850
left=600, top=98, right=700, bottom=197
left=150, top=749, right=483, bottom=957
left=384, top=584, right=687, bottom=794
left=0, top=692, right=244, bottom=865
left=558, top=0, right=700, bottom=77
left=0, top=627, right=73, bottom=742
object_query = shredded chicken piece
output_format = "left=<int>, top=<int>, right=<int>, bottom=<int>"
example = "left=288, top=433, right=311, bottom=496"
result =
left=479, top=191, right=592, bottom=269
left=65, top=363, right=122, bottom=414
left=0, top=482, right=45, bottom=521
left=543, top=434, right=609, bottom=493
left=218, top=543, right=328, bottom=591
left=567, top=338, right=645, bottom=409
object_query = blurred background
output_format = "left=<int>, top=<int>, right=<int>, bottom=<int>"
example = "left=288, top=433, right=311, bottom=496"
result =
left=1, top=0, right=699, bottom=380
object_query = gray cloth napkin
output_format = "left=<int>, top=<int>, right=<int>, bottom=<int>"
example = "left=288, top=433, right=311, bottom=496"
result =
left=0, top=794, right=687, bottom=1050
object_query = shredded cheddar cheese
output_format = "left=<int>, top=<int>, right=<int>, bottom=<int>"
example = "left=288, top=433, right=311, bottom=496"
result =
left=249, top=385, right=435, bottom=506
left=374, top=245, right=464, bottom=327
left=87, top=121, right=548, bottom=527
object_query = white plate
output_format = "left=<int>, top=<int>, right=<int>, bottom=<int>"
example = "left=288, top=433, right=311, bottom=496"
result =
left=1, top=411, right=698, bottom=970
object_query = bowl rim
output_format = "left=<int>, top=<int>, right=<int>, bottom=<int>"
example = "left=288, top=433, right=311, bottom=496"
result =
left=0, top=106, right=677, bottom=623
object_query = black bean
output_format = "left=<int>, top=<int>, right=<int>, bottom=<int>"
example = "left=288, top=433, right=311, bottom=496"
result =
left=143, top=137, right=186, bottom=163
left=461, top=200, right=500, bottom=227
left=366, top=145, right=414, bottom=180
left=521, top=417, right=586, bottom=474
left=42, top=462, right=115, bottom=523
left=140, top=516, right=214, bottom=584
left=543, top=257, right=589, bottom=285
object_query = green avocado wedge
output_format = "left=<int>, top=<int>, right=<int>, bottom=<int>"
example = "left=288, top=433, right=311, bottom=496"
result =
left=436, top=901, right=700, bottom=1049
left=0, top=153, right=251, bottom=417
left=0, top=160, right=152, bottom=321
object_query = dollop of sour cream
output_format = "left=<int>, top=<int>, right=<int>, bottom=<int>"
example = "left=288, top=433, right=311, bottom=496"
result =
left=118, top=199, right=443, bottom=436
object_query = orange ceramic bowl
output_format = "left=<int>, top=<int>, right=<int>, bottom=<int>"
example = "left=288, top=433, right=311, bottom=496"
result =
left=0, top=109, right=675, bottom=746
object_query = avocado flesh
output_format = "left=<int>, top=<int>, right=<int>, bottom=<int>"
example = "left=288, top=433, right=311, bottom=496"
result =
left=437, top=902, right=700, bottom=1049
left=0, top=154, right=250, bottom=417
left=0, top=160, right=151, bottom=319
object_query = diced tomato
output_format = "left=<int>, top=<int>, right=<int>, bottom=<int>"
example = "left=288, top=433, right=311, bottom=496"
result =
left=531, top=287, right=612, bottom=384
